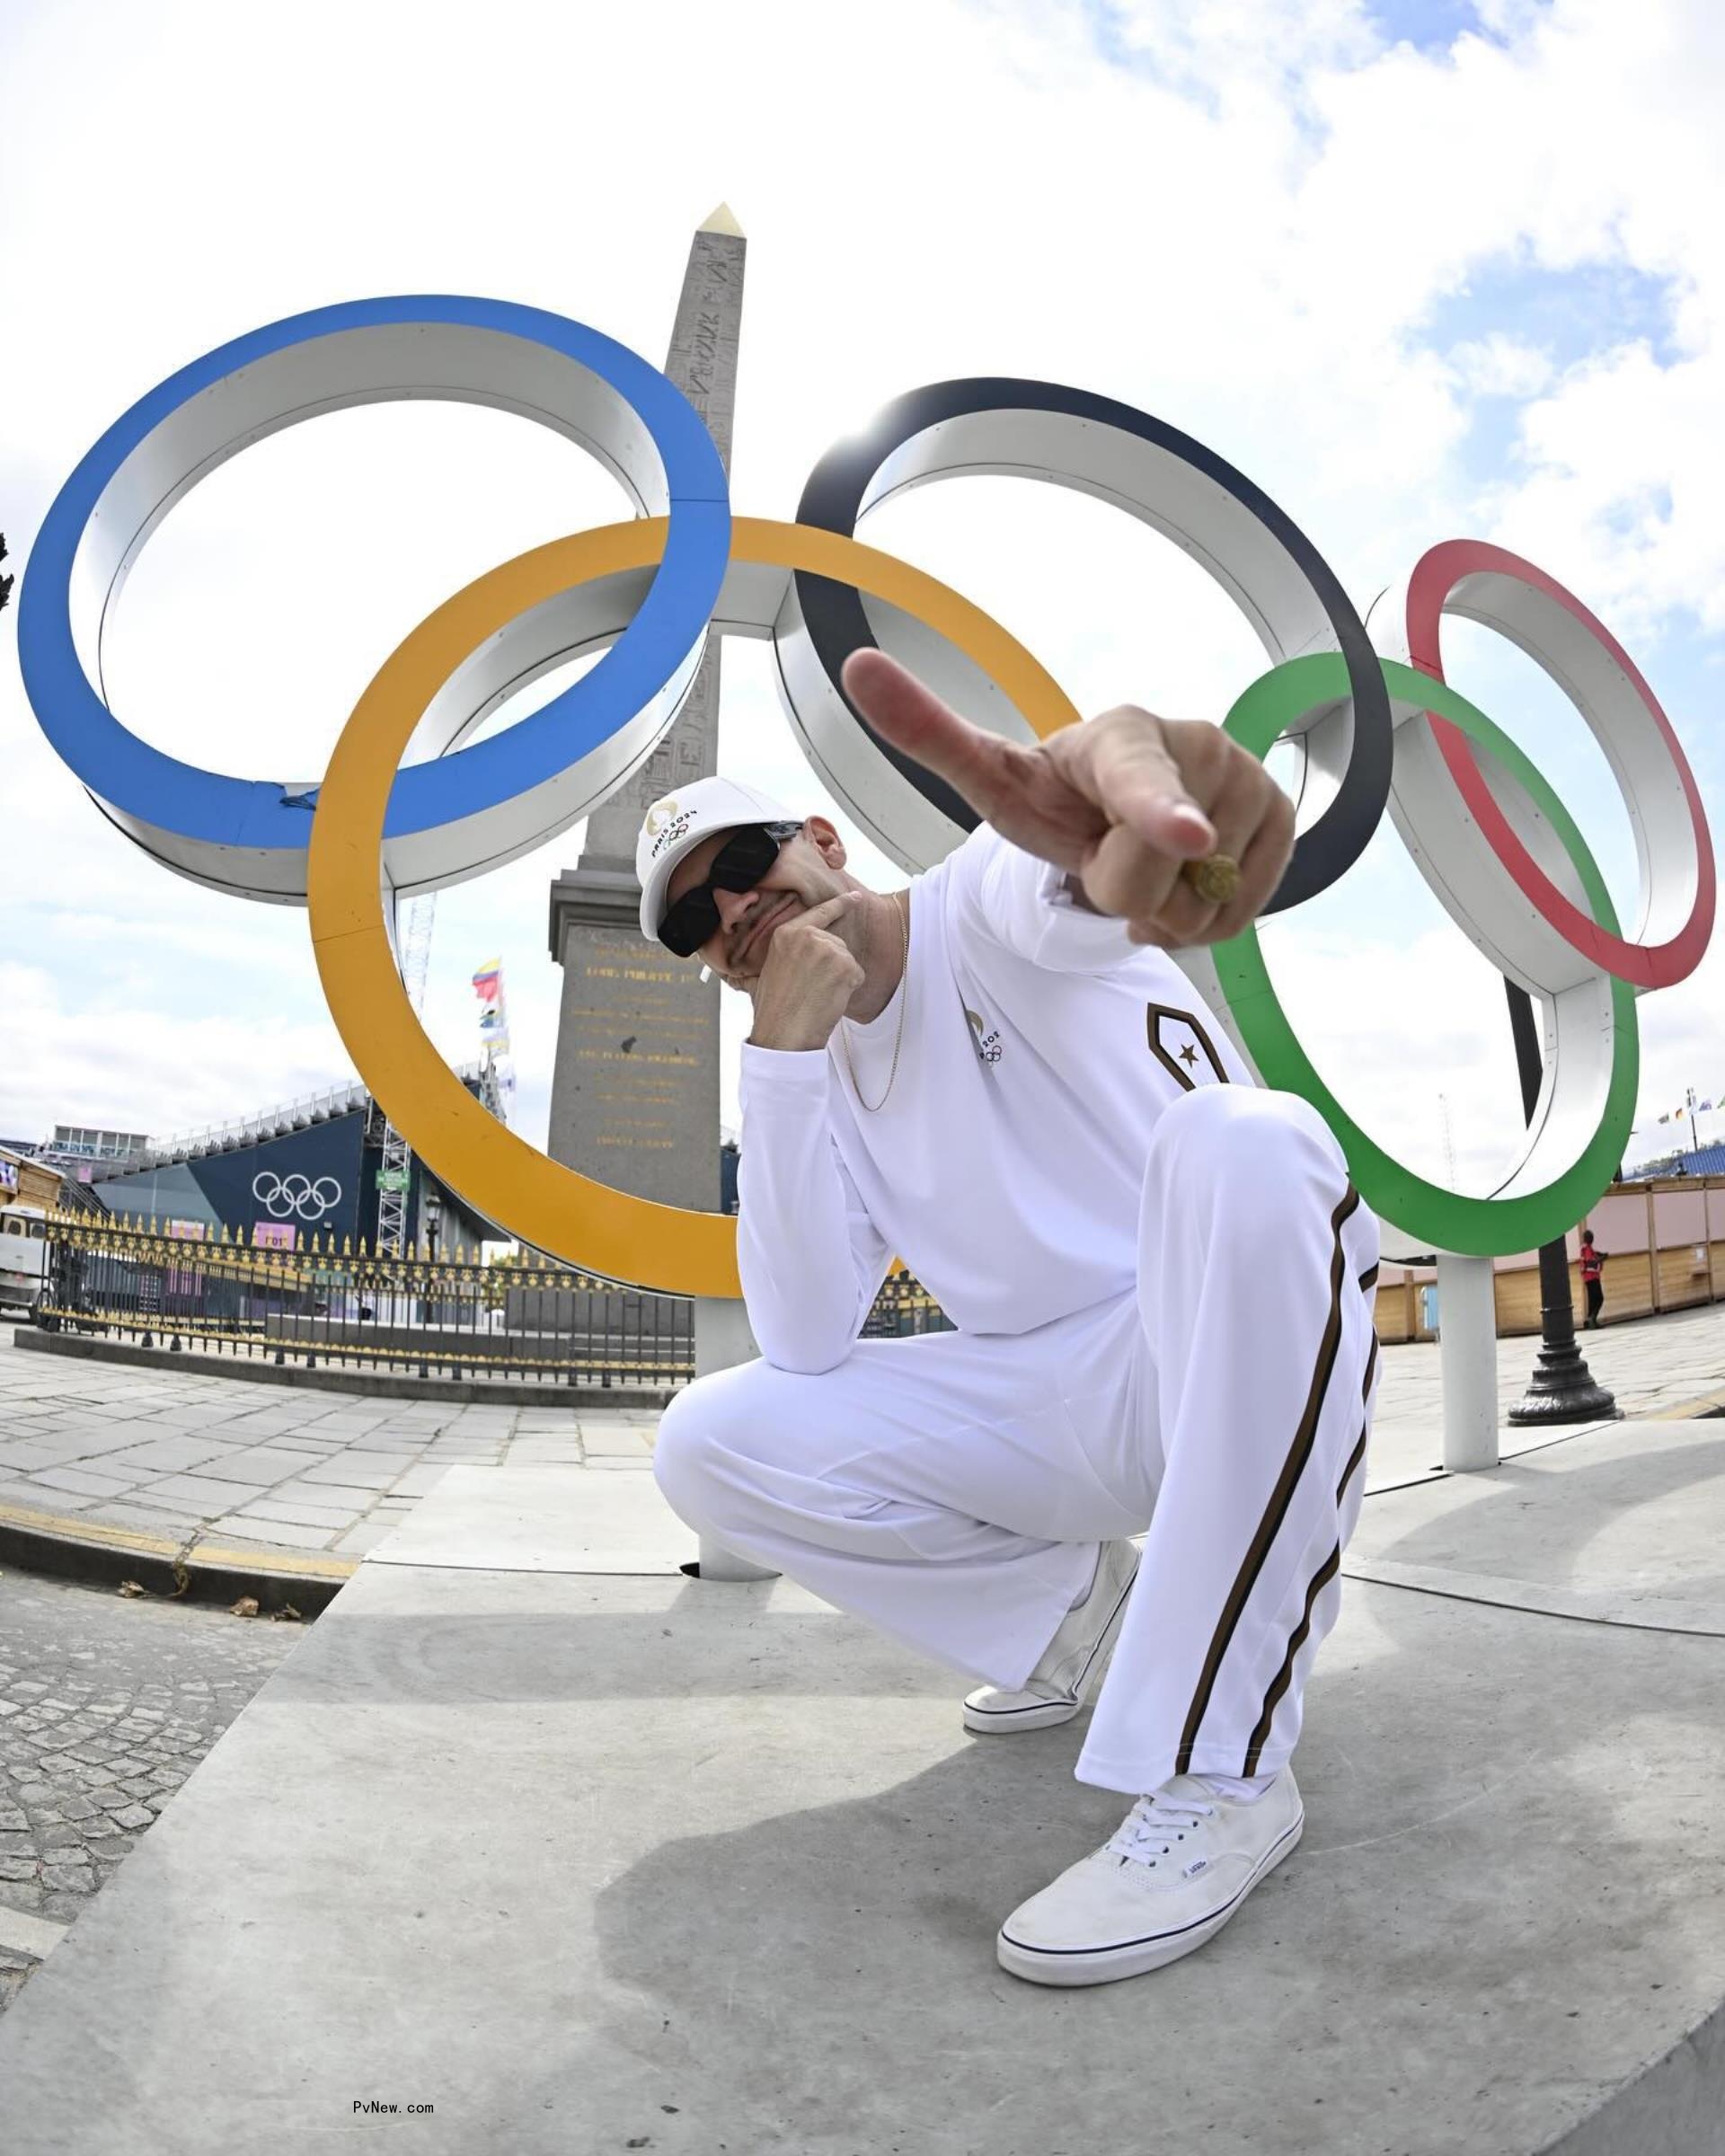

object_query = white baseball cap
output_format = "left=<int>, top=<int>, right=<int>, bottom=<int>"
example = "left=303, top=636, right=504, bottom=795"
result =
left=635, top=774, right=802, bottom=942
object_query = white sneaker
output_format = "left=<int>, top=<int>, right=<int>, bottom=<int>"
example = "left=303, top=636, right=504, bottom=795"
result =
left=961, top=1538, right=1140, bottom=1735
left=995, top=1769, right=1304, bottom=1986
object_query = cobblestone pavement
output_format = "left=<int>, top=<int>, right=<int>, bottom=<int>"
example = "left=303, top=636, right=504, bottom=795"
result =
left=0, top=1564, right=302, bottom=2016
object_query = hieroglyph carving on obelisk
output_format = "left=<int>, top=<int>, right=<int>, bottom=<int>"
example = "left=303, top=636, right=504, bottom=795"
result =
left=544, top=208, right=745, bottom=1211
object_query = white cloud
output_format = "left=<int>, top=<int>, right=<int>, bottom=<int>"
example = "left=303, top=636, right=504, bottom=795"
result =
left=1068, top=0, right=1381, bottom=90
left=0, top=960, right=355, bottom=1143
left=1448, top=332, right=1556, bottom=400
left=1482, top=342, right=1725, bottom=641
left=1473, top=0, right=1548, bottom=38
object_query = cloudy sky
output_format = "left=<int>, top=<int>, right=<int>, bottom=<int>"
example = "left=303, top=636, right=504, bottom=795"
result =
left=4, top=0, right=1723, bottom=1212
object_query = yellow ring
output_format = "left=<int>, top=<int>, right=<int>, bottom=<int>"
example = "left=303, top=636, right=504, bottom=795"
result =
left=306, top=516, right=1081, bottom=1296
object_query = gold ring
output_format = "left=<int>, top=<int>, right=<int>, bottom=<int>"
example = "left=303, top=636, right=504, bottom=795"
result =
left=1181, top=853, right=1241, bottom=906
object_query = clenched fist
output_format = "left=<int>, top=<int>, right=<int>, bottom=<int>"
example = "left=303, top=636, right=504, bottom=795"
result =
left=747, top=891, right=870, bottom=1052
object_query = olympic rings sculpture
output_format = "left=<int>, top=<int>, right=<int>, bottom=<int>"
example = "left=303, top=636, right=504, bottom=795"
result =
left=18, top=295, right=1714, bottom=1292
left=252, top=1171, right=343, bottom=1224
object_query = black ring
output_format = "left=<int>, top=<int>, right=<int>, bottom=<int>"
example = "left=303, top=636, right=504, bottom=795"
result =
left=792, top=378, right=1392, bottom=914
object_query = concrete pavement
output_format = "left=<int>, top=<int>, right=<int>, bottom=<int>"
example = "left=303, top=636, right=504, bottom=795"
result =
left=4, top=1418, right=1725, bottom=2152
left=2, top=1302, right=1721, bottom=1604
left=0, top=1305, right=1722, bottom=2143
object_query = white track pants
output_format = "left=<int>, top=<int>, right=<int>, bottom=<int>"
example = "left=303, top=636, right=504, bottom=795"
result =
left=654, top=1086, right=1381, bottom=1795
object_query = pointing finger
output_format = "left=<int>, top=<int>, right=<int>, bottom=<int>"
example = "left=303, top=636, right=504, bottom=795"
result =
left=841, top=649, right=1023, bottom=824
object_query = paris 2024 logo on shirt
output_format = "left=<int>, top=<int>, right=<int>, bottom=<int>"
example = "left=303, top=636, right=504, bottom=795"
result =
left=965, top=1007, right=1004, bottom=1065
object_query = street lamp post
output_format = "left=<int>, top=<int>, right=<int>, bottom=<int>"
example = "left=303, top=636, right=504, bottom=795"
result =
left=1504, top=983, right=1620, bottom=1426
left=419, top=1184, right=442, bottom=1333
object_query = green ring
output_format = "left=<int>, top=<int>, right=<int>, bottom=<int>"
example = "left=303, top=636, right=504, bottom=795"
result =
left=1212, top=653, right=1638, bottom=1256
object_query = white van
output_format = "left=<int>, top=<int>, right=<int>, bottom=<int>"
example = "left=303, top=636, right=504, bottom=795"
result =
left=0, top=1206, right=51, bottom=1312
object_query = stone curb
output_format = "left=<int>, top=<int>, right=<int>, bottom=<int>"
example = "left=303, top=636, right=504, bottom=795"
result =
left=0, top=1499, right=355, bottom=1617
left=13, top=1323, right=680, bottom=1409
left=1652, top=1383, right=1725, bottom=1418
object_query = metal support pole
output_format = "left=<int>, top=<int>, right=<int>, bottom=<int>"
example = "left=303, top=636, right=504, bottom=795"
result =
left=690, top=1296, right=778, bottom=1581
left=1438, top=1253, right=1499, bottom=1472
left=1503, top=981, right=1619, bottom=1425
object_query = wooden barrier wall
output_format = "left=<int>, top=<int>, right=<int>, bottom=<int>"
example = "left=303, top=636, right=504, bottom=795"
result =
left=1370, top=1175, right=1725, bottom=1344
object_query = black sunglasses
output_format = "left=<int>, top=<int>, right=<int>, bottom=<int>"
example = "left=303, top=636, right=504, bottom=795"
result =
left=658, top=820, right=804, bottom=958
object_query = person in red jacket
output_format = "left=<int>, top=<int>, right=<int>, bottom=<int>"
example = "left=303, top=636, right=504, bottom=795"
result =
left=1579, top=1230, right=1608, bottom=1329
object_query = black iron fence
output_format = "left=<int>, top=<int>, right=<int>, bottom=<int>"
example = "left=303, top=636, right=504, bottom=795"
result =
left=30, top=1213, right=952, bottom=1387
left=860, top=1270, right=959, bottom=1340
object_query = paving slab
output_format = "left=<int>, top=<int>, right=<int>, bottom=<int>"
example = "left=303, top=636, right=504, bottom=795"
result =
left=1348, top=1418, right=1725, bottom=1631
left=2, top=1455, right=1723, bottom=2153
left=366, top=1464, right=694, bottom=1574
left=4, top=1303, right=1718, bottom=1592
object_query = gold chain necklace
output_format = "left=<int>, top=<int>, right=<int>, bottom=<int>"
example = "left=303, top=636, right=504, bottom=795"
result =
left=838, top=890, right=910, bottom=1113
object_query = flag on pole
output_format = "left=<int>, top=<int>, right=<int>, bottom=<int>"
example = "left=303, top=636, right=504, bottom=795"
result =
left=471, top=959, right=513, bottom=1114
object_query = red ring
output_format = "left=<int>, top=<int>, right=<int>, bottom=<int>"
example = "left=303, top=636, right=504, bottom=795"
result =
left=1406, top=539, right=1714, bottom=990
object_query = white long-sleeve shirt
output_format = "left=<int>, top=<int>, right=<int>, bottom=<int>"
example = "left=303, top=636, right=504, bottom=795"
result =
left=735, top=823, right=1255, bottom=1373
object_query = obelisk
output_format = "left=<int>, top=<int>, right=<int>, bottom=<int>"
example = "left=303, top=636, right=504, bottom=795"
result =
left=544, top=208, right=744, bottom=1213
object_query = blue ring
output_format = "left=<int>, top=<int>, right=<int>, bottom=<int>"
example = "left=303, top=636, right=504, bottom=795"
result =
left=18, top=296, right=730, bottom=859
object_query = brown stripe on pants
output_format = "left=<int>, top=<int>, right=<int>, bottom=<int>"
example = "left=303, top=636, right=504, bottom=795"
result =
left=1173, top=1184, right=1364, bottom=1776
left=1242, top=1326, right=1380, bottom=1772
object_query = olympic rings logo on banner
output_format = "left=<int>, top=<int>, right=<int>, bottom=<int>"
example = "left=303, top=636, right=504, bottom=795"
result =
left=252, top=1171, right=342, bottom=1224
left=18, top=296, right=1714, bottom=1293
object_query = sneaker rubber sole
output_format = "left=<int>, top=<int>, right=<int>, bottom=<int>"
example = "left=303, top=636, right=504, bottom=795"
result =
left=961, top=1691, right=1083, bottom=1734
left=961, top=1542, right=1139, bottom=1736
left=995, top=1812, right=1303, bottom=1986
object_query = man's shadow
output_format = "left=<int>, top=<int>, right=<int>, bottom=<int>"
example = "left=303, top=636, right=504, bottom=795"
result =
left=1357, top=1430, right=1725, bottom=1610
left=579, top=1554, right=1725, bottom=2155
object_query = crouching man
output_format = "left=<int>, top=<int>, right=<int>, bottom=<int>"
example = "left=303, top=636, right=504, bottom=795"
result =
left=641, top=650, right=1378, bottom=1988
